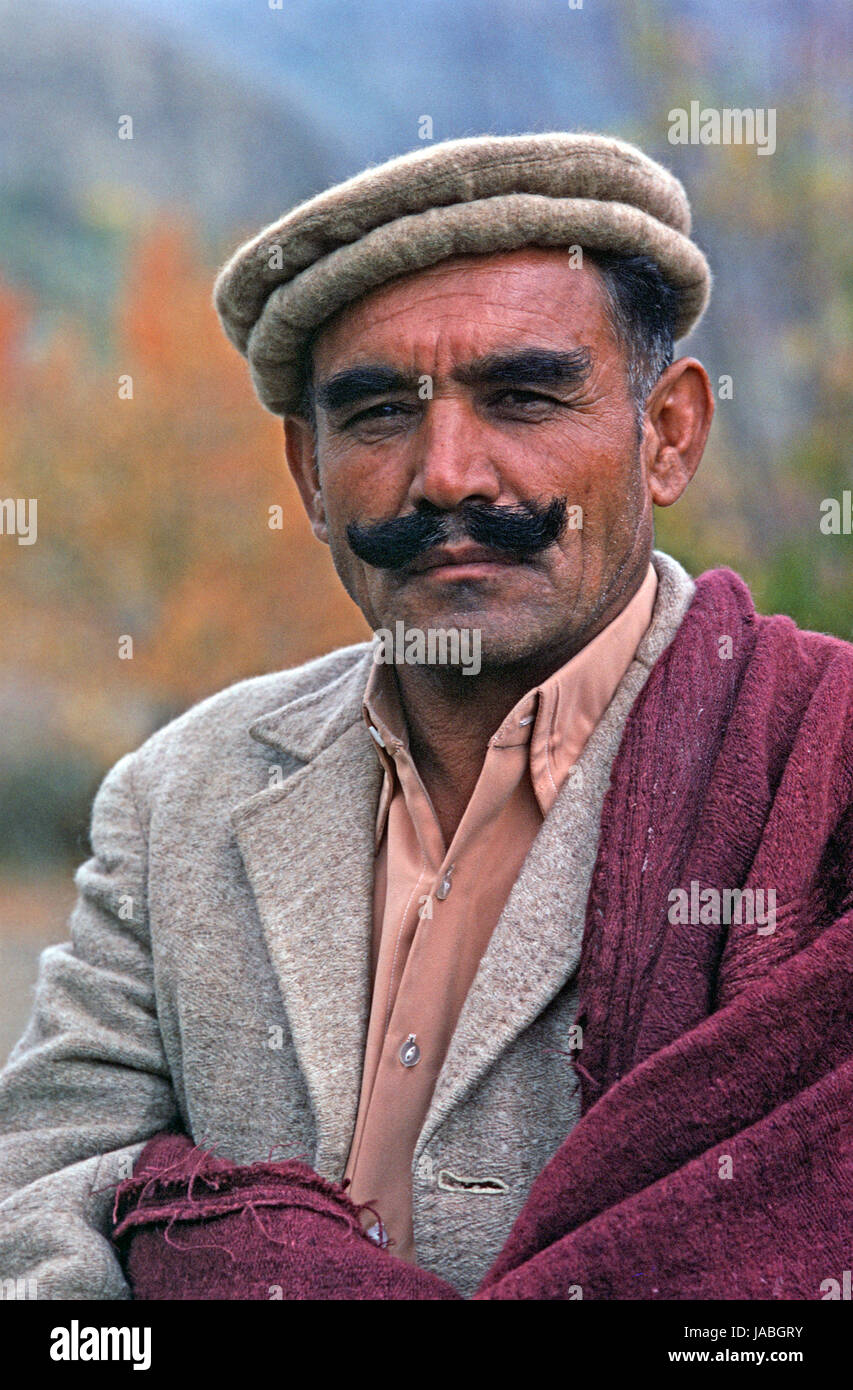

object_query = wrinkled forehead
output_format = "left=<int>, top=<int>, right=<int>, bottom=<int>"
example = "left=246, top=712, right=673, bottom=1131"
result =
left=308, top=247, right=615, bottom=378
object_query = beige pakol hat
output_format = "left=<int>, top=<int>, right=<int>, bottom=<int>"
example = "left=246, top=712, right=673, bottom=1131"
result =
left=213, top=131, right=711, bottom=416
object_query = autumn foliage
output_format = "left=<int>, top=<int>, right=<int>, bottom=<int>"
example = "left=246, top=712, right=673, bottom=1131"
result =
left=0, top=220, right=369, bottom=766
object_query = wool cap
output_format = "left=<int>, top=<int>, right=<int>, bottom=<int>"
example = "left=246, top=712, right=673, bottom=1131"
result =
left=213, top=131, right=712, bottom=416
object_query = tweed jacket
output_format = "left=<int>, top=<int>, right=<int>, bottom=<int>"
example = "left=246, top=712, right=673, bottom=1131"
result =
left=0, top=550, right=695, bottom=1299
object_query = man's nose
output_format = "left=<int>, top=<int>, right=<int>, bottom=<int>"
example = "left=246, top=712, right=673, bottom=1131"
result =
left=407, top=397, right=502, bottom=511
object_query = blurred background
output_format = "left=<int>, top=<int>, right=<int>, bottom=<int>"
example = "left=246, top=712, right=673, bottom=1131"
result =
left=1, top=0, right=851, bottom=1059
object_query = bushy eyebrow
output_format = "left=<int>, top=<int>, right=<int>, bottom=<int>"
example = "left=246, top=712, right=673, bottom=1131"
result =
left=314, top=347, right=593, bottom=414
left=454, top=347, right=593, bottom=390
left=315, top=365, right=414, bottom=413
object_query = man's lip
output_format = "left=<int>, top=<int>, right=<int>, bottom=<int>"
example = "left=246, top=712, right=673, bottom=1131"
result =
left=405, top=546, right=521, bottom=575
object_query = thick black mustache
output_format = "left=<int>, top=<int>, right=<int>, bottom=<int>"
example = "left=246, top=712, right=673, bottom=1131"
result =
left=346, top=497, right=569, bottom=571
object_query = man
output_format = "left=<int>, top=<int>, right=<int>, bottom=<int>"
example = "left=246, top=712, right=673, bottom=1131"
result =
left=1, top=133, right=851, bottom=1301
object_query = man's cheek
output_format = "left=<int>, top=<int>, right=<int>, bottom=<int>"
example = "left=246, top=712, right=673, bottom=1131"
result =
left=323, top=526, right=364, bottom=597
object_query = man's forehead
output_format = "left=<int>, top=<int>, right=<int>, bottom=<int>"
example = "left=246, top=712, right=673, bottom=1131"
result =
left=311, top=248, right=611, bottom=372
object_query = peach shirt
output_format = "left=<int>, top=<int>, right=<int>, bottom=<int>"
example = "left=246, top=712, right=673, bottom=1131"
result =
left=342, top=563, right=658, bottom=1262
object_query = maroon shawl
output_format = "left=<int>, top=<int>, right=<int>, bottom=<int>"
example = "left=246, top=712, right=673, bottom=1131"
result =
left=113, top=566, right=853, bottom=1299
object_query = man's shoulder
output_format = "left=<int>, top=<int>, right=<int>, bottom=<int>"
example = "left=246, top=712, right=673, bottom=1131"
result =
left=683, top=567, right=853, bottom=769
left=694, top=564, right=853, bottom=671
left=753, top=601, right=853, bottom=689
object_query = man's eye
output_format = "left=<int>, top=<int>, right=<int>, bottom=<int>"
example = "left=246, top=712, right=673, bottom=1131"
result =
left=345, top=401, right=408, bottom=426
left=493, top=389, right=554, bottom=408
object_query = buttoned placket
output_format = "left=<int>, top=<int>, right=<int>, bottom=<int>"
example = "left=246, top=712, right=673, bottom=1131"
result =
left=362, top=688, right=544, bottom=1074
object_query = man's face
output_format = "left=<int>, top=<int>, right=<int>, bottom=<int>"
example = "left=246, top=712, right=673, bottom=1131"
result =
left=296, top=248, right=656, bottom=669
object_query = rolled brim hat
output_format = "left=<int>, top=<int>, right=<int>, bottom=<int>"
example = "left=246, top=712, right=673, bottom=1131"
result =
left=213, top=131, right=712, bottom=417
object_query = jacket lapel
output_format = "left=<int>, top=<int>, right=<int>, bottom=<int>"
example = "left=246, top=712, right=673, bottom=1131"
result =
left=416, top=642, right=679, bottom=1154
left=230, top=649, right=382, bottom=1180
left=418, top=552, right=696, bottom=1152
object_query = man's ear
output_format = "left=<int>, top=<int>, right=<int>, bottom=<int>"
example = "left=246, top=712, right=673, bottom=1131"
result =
left=641, top=358, right=715, bottom=506
left=283, top=415, right=328, bottom=543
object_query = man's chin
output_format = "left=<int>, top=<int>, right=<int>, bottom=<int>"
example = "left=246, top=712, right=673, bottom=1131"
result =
left=369, top=607, right=562, bottom=675
left=382, top=562, right=547, bottom=620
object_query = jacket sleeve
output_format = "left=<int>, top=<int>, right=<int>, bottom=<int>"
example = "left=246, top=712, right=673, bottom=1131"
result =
left=0, top=751, right=180, bottom=1299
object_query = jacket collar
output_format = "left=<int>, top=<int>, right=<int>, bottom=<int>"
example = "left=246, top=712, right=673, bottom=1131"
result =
left=247, top=645, right=374, bottom=762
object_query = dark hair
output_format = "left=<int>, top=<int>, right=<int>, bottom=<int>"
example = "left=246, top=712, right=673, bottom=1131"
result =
left=298, top=332, right=318, bottom=432
left=584, top=250, right=678, bottom=425
left=296, top=250, right=678, bottom=432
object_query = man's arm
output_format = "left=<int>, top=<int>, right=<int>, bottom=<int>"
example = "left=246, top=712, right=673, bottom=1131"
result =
left=0, top=752, right=179, bottom=1299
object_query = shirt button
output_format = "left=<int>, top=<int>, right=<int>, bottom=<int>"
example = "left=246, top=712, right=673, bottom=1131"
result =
left=436, top=864, right=455, bottom=900
left=366, top=1221, right=388, bottom=1247
left=399, top=1033, right=421, bottom=1067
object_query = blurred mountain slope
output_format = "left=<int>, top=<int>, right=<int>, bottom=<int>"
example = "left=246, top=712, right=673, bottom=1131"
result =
left=0, top=0, right=336, bottom=333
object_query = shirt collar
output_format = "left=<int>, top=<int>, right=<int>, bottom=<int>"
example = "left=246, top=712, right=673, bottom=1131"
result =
left=362, top=561, right=658, bottom=823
